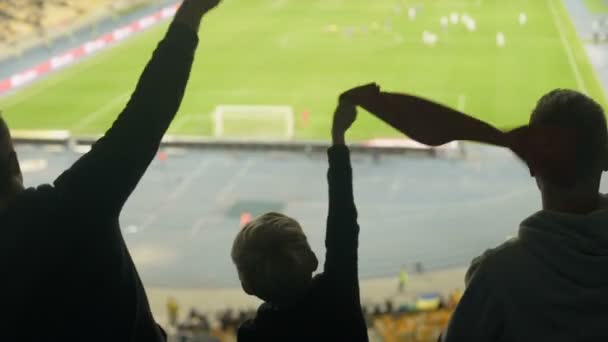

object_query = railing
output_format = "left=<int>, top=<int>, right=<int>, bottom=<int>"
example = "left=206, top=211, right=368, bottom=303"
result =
left=11, top=129, right=464, bottom=157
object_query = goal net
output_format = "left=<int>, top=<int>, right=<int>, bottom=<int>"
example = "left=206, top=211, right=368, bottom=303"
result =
left=212, top=105, right=295, bottom=140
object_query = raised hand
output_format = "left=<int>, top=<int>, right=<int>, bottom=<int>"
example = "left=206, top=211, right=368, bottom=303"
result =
left=182, top=0, right=222, bottom=15
left=175, top=0, right=222, bottom=32
left=331, top=83, right=379, bottom=145
left=332, top=101, right=357, bottom=145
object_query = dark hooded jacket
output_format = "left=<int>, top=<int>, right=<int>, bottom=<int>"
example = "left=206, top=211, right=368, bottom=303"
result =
left=443, top=205, right=608, bottom=342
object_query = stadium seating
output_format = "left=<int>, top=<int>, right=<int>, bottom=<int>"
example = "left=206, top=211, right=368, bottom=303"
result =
left=170, top=290, right=462, bottom=342
left=373, top=309, right=454, bottom=342
left=366, top=290, right=462, bottom=342
left=0, top=0, right=144, bottom=56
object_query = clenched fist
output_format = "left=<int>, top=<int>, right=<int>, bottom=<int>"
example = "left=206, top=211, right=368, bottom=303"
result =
left=182, top=0, right=222, bottom=15
left=175, top=0, right=222, bottom=32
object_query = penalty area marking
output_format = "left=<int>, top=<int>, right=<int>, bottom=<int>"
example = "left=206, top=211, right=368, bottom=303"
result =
left=215, top=158, right=256, bottom=204
left=171, top=115, right=207, bottom=132
left=72, top=93, right=130, bottom=131
left=166, top=159, right=212, bottom=202
left=140, top=159, right=212, bottom=230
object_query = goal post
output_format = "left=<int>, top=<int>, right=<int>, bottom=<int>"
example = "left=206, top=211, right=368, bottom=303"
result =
left=213, top=105, right=296, bottom=140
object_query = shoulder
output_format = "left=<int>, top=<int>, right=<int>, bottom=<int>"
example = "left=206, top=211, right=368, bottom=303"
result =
left=35, top=184, right=54, bottom=192
left=240, top=317, right=256, bottom=328
left=309, top=273, right=336, bottom=296
left=466, top=238, right=525, bottom=285
left=238, top=303, right=290, bottom=340
left=239, top=302, right=276, bottom=333
left=23, top=184, right=55, bottom=198
left=237, top=319, right=257, bottom=340
left=312, top=273, right=326, bottom=285
left=22, top=184, right=57, bottom=204
left=3, top=185, right=55, bottom=213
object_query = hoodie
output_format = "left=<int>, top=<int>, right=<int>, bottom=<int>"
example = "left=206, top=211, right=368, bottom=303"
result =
left=443, top=207, right=608, bottom=342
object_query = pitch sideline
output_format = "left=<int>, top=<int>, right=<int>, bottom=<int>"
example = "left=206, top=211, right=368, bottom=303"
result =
left=547, top=0, right=588, bottom=94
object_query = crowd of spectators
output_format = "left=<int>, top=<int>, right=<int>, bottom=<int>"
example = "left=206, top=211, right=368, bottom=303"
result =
left=0, top=0, right=154, bottom=51
left=592, top=17, right=608, bottom=44
left=174, top=309, right=221, bottom=342
left=2, top=0, right=608, bottom=341
left=0, top=0, right=97, bottom=44
left=167, top=289, right=463, bottom=342
left=171, top=308, right=252, bottom=342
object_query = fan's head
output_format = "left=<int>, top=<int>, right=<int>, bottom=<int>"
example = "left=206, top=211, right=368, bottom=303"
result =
left=529, top=89, right=607, bottom=184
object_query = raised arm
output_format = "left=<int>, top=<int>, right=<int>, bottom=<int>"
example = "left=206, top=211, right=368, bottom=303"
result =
left=324, top=86, right=375, bottom=286
left=54, top=0, right=221, bottom=217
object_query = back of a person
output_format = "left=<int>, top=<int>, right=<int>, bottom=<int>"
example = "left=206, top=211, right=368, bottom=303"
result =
left=0, top=2, right=226, bottom=339
left=1, top=186, right=161, bottom=341
left=471, top=207, right=608, bottom=341
left=1, top=186, right=81, bottom=339
left=238, top=274, right=366, bottom=342
left=443, top=89, right=608, bottom=342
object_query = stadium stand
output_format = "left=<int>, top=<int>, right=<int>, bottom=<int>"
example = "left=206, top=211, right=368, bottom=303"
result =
left=169, top=290, right=462, bottom=342
left=371, top=291, right=462, bottom=342
left=3, top=0, right=608, bottom=340
left=0, top=0, right=151, bottom=58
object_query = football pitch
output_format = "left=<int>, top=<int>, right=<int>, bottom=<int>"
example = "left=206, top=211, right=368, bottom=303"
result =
left=584, top=0, right=608, bottom=13
left=0, top=0, right=606, bottom=141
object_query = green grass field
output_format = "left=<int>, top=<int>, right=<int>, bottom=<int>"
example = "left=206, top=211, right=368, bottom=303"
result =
left=584, top=0, right=608, bottom=13
left=0, top=0, right=606, bottom=141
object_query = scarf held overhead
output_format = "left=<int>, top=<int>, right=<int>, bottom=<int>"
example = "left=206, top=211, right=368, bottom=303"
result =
left=346, top=87, right=578, bottom=186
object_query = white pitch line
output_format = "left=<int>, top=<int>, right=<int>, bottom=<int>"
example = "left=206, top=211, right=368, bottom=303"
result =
left=190, top=217, right=221, bottom=237
left=0, top=55, right=110, bottom=109
left=1, top=73, right=73, bottom=109
left=140, top=159, right=211, bottom=229
left=271, top=0, right=288, bottom=10
left=216, top=158, right=256, bottom=203
left=390, top=179, right=401, bottom=192
left=171, top=115, right=206, bottom=132
left=72, top=93, right=129, bottom=131
left=167, top=159, right=211, bottom=201
left=171, top=116, right=192, bottom=132
left=547, top=0, right=588, bottom=94
left=457, top=94, right=467, bottom=111
left=190, top=218, right=207, bottom=237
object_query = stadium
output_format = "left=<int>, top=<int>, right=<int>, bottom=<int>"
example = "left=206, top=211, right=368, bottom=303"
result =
left=1, top=0, right=608, bottom=341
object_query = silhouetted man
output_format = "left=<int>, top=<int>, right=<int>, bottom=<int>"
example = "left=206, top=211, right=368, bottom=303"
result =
left=443, top=89, right=608, bottom=341
left=0, top=0, right=221, bottom=340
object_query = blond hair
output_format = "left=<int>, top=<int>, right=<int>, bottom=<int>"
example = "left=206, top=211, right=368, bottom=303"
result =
left=231, top=212, right=318, bottom=304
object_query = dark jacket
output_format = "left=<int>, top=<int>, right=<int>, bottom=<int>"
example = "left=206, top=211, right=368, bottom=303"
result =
left=0, top=23, right=198, bottom=341
left=444, top=205, right=608, bottom=342
left=237, top=145, right=369, bottom=342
